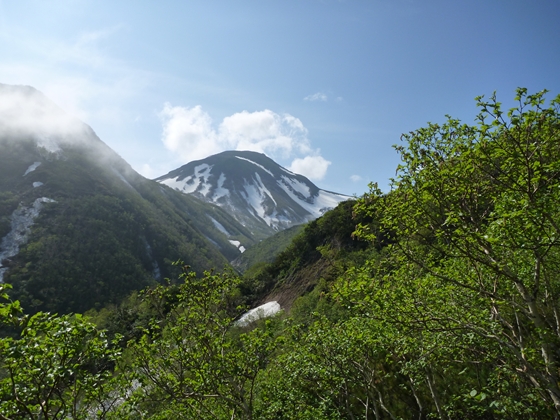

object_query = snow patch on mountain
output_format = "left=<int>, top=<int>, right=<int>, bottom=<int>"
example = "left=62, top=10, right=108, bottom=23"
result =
left=277, top=178, right=347, bottom=219
left=24, top=162, right=41, bottom=176
left=235, top=156, right=274, bottom=177
left=212, top=173, right=229, bottom=201
left=280, top=166, right=296, bottom=176
left=0, top=197, right=57, bottom=282
left=197, top=165, right=213, bottom=196
left=159, top=175, right=186, bottom=192
left=254, top=173, right=276, bottom=206
left=279, top=175, right=311, bottom=200
left=308, top=191, right=346, bottom=218
left=228, top=239, right=245, bottom=253
left=236, top=301, right=281, bottom=327
left=241, top=179, right=267, bottom=221
left=161, top=163, right=213, bottom=195
left=241, top=173, right=284, bottom=228
left=33, top=182, right=43, bottom=188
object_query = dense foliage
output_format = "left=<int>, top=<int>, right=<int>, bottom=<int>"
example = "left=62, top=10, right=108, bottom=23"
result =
left=2, top=89, right=559, bottom=419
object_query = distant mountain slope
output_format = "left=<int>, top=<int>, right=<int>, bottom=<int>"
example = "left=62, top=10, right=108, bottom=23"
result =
left=0, top=84, right=254, bottom=314
left=155, top=151, right=350, bottom=239
left=232, top=224, right=305, bottom=274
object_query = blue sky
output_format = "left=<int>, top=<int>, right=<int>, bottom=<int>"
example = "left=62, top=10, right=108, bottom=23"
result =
left=1, top=0, right=559, bottom=195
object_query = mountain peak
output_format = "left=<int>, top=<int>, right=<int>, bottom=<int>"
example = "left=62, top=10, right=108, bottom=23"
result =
left=155, top=151, right=349, bottom=238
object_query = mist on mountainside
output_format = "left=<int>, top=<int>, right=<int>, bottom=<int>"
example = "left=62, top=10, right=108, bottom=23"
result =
left=0, top=84, right=257, bottom=314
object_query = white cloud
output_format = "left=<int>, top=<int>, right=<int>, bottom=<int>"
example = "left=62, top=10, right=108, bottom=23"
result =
left=219, top=109, right=308, bottom=157
left=159, top=104, right=331, bottom=179
left=75, top=26, right=122, bottom=48
left=161, top=105, right=316, bottom=156
left=304, top=92, right=328, bottom=102
left=0, top=17, right=334, bottom=181
left=350, top=174, right=362, bottom=182
left=289, top=155, right=331, bottom=181
left=159, top=104, right=221, bottom=162
left=138, top=163, right=170, bottom=179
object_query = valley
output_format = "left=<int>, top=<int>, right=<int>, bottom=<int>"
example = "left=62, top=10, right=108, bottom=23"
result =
left=0, top=84, right=347, bottom=314
left=1, top=86, right=560, bottom=418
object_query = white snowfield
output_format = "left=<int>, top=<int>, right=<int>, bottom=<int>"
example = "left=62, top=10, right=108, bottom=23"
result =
left=0, top=197, right=56, bottom=282
left=240, top=173, right=290, bottom=228
left=277, top=175, right=348, bottom=219
left=228, top=239, right=246, bottom=253
left=212, top=173, right=229, bottom=201
left=160, top=164, right=213, bottom=194
left=235, top=301, right=281, bottom=327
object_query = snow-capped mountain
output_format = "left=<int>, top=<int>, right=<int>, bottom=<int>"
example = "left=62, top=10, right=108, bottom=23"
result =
left=155, top=151, right=350, bottom=238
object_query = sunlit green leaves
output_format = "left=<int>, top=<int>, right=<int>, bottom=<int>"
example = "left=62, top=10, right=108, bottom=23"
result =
left=350, top=88, right=560, bottom=416
left=116, top=265, right=276, bottom=419
left=0, top=306, right=122, bottom=419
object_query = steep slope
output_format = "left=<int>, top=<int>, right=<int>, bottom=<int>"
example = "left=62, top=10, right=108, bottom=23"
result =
left=241, top=200, right=373, bottom=310
left=0, top=84, right=254, bottom=314
left=155, top=150, right=349, bottom=239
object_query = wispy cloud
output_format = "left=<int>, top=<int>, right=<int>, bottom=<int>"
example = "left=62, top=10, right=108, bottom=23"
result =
left=304, top=92, right=328, bottom=102
left=76, top=26, right=122, bottom=48
left=0, top=23, right=150, bottom=125
left=350, top=174, right=362, bottom=182
left=159, top=104, right=330, bottom=180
